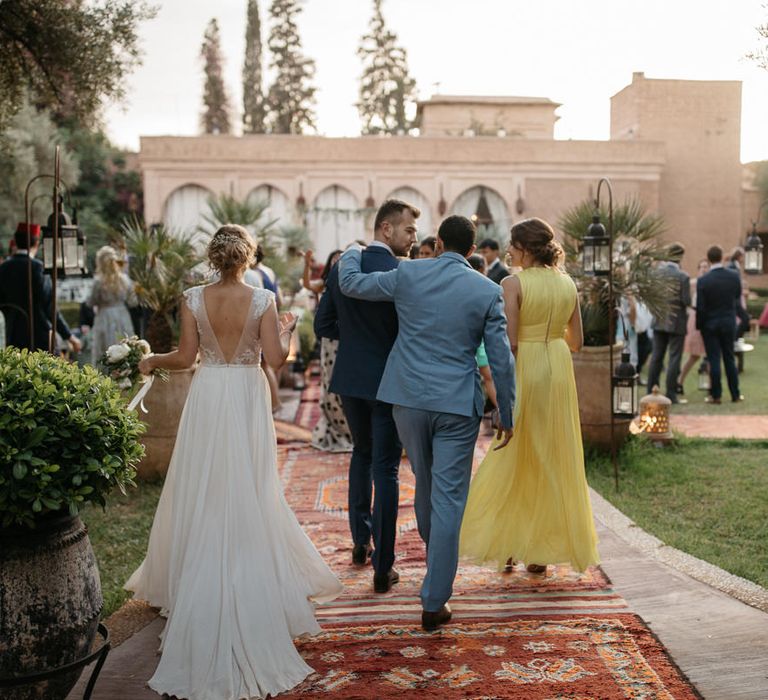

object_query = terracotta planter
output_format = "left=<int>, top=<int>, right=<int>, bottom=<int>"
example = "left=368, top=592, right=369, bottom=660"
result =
left=0, top=515, right=102, bottom=699
left=572, top=343, right=631, bottom=450
left=137, top=366, right=195, bottom=479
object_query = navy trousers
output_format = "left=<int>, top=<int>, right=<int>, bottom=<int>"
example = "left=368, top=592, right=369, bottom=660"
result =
left=702, top=321, right=740, bottom=401
left=340, top=396, right=402, bottom=575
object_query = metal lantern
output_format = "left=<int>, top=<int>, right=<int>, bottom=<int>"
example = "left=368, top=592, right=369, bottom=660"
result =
left=612, top=349, right=638, bottom=418
left=582, top=213, right=610, bottom=276
left=744, top=223, right=764, bottom=275
left=42, top=200, right=84, bottom=276
left=636, top=387, right=673, bottom=442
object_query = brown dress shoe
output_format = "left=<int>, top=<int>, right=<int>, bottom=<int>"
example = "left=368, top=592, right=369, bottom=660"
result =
left=503, top=557, right=517, bottom=573
left=526, top=563, right=547, bottom=574
left=352, top=543, right=372, bottom=565
left=421, top=603, right=452, bottom=631
left=373, top=568, right=400, bottom=593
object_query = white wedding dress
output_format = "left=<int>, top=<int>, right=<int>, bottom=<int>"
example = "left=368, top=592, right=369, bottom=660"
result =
left=126, top=285, right=342, bottom=700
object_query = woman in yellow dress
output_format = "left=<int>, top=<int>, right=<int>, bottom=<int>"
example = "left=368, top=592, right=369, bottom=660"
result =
left=460, top=218, right=599, bottom=574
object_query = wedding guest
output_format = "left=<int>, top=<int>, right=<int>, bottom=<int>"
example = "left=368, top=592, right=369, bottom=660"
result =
left=478, top=238, right=510, bottom=284
left=408, top=243, right=420, bottom=259
left=646, top=243, right=690, bottom=404
left=697, top=245, right=743, bottom=404
left=0, top=223, right=81, bottom=354
left=315, top=198, right=419, bottom=591
left=129, top=224, right=341, bottom=699
left=417, top=236, right=437, bottom=258
left=461, top=217, right=598, bottom=576
left=304, top=247, right=353, bottom=452
left=678, top=259, right=710, bottom=390
left=726, top=246, right=751, bottom=341
left=90, top=246, right=137, bottom=364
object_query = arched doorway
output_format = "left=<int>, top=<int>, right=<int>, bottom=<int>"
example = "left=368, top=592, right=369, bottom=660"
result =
left=385, top=186, right=433, bottom=239
left=307, top=185, right=364, bottom=259
left=246, top=184, right=293, bottom=231
left=450, top=186, right=511, bottom=244
left=162, top=184, right=214, bottom=242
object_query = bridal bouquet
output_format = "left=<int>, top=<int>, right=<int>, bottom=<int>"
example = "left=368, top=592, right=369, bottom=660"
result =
left=100, top=336, right=168, bottom=392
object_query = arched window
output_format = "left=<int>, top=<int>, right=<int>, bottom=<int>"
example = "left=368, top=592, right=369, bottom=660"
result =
left=307, top=185, right=363, bottom=259
left=450, top=186, right=511, bottom=244
left=385, top=187, right=433, bottom=239
left=246, top=185, right=293, bottom=231
left=162, top=184, right=214, bottom=240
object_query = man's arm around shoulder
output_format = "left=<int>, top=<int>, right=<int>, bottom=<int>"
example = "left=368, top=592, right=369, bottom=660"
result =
left=338, top=247, right=400, bottom=302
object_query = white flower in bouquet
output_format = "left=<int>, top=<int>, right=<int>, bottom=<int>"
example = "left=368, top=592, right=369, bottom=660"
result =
left=137, top=339, right=151, bottom=356
left=106, top=343, right=131, bottom=363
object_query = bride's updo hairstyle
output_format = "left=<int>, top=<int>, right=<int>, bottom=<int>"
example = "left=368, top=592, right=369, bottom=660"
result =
left=207, top=224, right=257, bottom=275
left=509, top=217, right=565, bottom=267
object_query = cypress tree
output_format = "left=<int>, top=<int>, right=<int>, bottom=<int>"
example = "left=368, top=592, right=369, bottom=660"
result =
left=242, top=0, right=266, bottom=134
left=200, top=18, right=231, bottom=135
left=357, top=0, right=418, bottom=135
left=266, top=0, right=317, bottom=134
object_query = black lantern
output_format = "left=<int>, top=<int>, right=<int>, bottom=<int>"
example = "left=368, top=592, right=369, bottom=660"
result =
left=612, top=349, right=638, bottom=418
left=744, top=223, right=764, bottom=275
left=42, top=198, right=86, bottom=276
left=582, top=213, right=610, bottom=276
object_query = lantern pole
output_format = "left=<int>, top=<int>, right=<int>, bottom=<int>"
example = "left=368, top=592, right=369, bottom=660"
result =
left=49, top=146, right=61, bottom=354
left=595, top=177, right=618, bottom=490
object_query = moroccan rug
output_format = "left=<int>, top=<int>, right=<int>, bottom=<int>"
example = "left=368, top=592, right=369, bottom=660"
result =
left=295, top=381, right=322, bottom=430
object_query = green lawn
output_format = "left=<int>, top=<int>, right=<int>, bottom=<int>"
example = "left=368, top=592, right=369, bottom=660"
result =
left=672, top=331, right=768, bottom=415
left=586, top=437, right=768, bottom=588
left=82, top=480, right=163, bottom=618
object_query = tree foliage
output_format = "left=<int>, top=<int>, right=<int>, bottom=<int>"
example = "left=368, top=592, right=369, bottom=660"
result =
left=747, top=11, right=768, bottom=70
left=0, top=0, right=155, bottom=132
left=200, top=18, right=232, bottom=135
left=357, top=0, right=418, bottom=135
left=266, top=0, right=317, bottom=134
left=242, top=0, right=266, bottom=134
left=559, top=198, right=674, bottom=346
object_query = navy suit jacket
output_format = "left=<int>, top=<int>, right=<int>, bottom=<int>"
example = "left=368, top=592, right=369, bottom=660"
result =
left=0, top=253, right=73, bottom=351
left=696, top=266, right=742, bottom=332
left=314, top=246, right=399, bottom=401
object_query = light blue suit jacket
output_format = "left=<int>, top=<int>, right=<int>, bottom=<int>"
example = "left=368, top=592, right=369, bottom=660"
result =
left=338, top=249, right=516, bottom=429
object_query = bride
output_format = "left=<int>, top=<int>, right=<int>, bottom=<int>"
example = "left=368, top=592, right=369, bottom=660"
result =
left=126, top=225, right=342, bottom=700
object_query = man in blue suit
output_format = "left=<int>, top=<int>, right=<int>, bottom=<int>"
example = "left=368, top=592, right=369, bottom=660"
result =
left=339, top=215, right=516, bottom=631
left=314, top=199, right=419, bottom=593
left=696, top=244, right=743, bottom=403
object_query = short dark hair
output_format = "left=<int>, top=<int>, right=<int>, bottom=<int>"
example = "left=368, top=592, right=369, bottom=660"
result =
left=374, top=198, right=421, bottom=232
left=467, top=253, right=486, bottom=272
left=667, top=242, right=685, bottom=262
left=478, top=238, right=499, bottom=251
left=438, top=215, right=476, bottom=256
left=707, top=245, right=723, bottom=264
left=419, top=235, right=436, bottom=252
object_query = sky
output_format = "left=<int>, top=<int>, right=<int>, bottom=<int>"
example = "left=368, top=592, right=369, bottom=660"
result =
left=104, top=0, right=768, bottom=163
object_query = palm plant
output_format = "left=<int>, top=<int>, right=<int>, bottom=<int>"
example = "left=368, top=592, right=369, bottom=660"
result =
left=559, top=198, right=674, bottom=346
left=122, top=218, right=203, bottom=352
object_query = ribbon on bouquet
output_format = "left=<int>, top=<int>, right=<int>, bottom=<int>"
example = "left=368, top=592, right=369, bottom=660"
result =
left=128, top=375, right=155, bottom=413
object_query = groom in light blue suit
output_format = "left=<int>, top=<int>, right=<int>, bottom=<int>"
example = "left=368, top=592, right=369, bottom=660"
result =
left=339, top=215, right=516, bottom=631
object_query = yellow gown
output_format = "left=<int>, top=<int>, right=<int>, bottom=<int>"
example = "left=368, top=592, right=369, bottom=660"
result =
left=460, top=267, right=599, bottom=572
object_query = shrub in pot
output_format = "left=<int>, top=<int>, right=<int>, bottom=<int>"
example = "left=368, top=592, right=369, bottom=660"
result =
left=559, top=198, right=674, bottom=448
left=0, top=348, right=144, bottom=699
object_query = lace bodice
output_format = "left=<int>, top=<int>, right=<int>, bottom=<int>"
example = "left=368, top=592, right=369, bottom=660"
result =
left=183, top=285, right=275, bottom=366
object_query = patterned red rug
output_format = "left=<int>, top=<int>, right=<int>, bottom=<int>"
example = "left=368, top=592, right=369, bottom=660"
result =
left=282, top=615, right=701, bottom=699
left=295, top=382, right=321, bottom=431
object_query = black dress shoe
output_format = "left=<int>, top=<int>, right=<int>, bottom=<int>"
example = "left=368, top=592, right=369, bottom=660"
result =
left=352, top=544, right=371, bottom=565
left=373, top=568, right=400, bottom=593
left=421, top=603, right=452, bottom=631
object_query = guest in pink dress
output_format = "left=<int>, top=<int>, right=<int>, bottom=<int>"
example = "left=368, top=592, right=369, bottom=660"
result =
left=678, top=259, right=710, bottom=389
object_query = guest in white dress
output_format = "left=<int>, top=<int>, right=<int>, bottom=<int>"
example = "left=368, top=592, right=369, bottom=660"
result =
left=90, top=246, right=137, bottom=363
left=126, top=224, right=342, bottom=700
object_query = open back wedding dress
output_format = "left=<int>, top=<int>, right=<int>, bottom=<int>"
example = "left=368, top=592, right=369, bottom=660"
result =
left=126, top=285, right=342, bottom=700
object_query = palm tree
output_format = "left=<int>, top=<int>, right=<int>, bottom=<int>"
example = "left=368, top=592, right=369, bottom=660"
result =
left=559, top=198, right=674, bottom=346
left=122, top=218, right=203, bottom=352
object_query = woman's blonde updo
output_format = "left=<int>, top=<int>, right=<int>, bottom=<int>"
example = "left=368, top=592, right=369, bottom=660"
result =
left=207, top=224, right=257, bottom=276
left=95, top=245, right=126, bottom=293
left=509, top=217, right=565, bottom=268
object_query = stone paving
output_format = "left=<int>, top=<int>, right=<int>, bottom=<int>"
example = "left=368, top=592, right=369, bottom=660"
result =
left=671, top=414, right=768, bottom=439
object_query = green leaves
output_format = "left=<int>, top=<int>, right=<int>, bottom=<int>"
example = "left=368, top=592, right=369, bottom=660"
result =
left=0, top=348, right=145, bottom=528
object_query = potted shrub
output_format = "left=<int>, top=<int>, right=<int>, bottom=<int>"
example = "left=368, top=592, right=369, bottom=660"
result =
left=0, top=348, right=144, bottom=699
left=559, top=198, right=673, bottom=449
left=122, top=219, right=202, bottom=478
